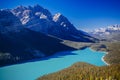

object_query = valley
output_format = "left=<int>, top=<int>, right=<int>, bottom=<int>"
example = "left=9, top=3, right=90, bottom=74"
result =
left=0, top=4, right=120, bottom=80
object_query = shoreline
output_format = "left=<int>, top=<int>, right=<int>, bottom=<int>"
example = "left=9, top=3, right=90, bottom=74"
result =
left=0, top=47, right=110, bottom=68
left=89, top=48, right=110, bottom=66
left=102, top=52, right=110, bottom=66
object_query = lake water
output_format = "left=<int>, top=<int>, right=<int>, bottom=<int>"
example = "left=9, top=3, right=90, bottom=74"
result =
left=0, top=48, right=107, bottom=80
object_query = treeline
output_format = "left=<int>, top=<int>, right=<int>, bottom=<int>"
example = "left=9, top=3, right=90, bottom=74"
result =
left=38, top=62, right=120, bottom=80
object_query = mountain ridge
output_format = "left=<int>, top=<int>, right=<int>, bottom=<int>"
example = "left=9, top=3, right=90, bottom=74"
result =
left=11, top=4, right=98, bottom=42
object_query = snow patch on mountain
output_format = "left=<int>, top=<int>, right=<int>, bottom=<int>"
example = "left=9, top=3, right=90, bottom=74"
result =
left=53, top=13, right=61, bottom=22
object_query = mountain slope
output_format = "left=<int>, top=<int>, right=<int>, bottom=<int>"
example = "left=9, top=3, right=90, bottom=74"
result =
left=11, top=5, right=98, bottom=42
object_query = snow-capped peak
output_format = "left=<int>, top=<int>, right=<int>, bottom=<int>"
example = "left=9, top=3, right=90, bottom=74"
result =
left=89, top=24, right=120, bottom=37
left=11, top=4, right=53, bottom=25
left=107, top=24, right=120, bottom=30
left=94, top=28, right=106, bottom=32
left=92, top=24, right=120, bottom=33
left=53, top=13, right=61, bottom=22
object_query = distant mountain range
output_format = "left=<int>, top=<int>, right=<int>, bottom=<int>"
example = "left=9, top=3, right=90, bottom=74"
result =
left=89, top=24, right=120, bottom=41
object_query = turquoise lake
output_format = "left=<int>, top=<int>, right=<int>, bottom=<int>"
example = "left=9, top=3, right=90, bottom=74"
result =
left=0, top=48, right=107, bottom=80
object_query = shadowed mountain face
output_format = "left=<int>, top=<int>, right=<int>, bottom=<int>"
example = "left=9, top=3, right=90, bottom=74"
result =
left=0, top=10, right=75, bottom=67
left=11, top=5, right=98, bottom=42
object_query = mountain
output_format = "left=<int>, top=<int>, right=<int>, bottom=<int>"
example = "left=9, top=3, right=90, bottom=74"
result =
left=0, top=10, right=75, bottom=66
left=89, top=24, right=120, bottom=41
left=11, top=4, right=98, bottom=42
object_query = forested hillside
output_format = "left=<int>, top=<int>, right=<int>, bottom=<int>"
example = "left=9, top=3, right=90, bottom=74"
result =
left=38, top=62, right=120, bottom=80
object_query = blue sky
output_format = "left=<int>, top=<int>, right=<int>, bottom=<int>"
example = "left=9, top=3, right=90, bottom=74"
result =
left=0, top=0, right=120, bottom=31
